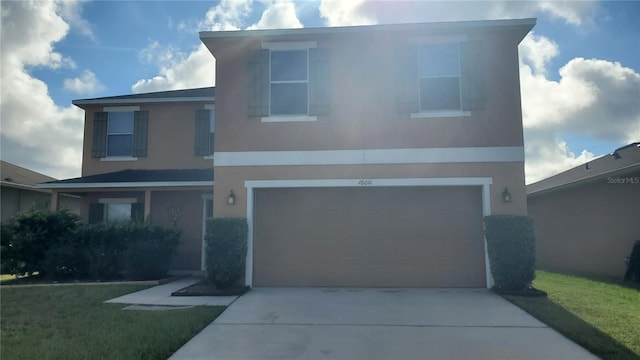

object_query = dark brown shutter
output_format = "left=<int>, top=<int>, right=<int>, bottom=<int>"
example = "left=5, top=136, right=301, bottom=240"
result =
left=91, top=112, right=108, bottom=158
left=309, top=48, right=331, bottom=116
left=248, top=49, right=270, bottom=117
left=88, top=203, right=104, bottom=224
left=132, top=111, right=148, bottom=157
left=460, top=41, right=486, bottom=111
left=396, top=44, right=419, bottom=114
left=131, top=203, right=145, bottom=223
left=194, top=109, right=211, bottom=156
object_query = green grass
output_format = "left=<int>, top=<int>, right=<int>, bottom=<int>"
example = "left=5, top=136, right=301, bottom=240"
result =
left=504, top=271, right=640, bottom=360
left=1, top=284, right=225, bottom=359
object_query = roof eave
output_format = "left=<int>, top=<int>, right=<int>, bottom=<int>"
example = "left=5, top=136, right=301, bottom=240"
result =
left=527, top=163, right=640, bottom=197
left=72, top=96, right=214, bottom=108
left=200, top=18, right=536, bottom=40
left=37, top=181, right=214, bottom=190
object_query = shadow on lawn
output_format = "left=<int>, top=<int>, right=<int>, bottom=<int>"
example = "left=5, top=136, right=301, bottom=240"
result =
left=504, top=295, right=639, bottom=360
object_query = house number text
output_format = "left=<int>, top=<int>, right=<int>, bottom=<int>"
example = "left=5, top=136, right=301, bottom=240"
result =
left=357, top=179, right=373, bottom=186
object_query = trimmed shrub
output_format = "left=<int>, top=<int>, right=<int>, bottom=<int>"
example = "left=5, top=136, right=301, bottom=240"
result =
left=484, top=215, right=536, bottom=290
left=121, top=222, right=181, bottom=280
left=78, top=223, right=127, bottom=280
left=1, top=223, right=20, bottom=275
left=5, top=209, right=82, bottom=278
left=624, top=240, right=640, bottom=283
left=205, top=218, right=248, bottom=288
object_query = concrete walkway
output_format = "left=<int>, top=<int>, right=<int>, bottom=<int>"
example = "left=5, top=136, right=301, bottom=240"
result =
left=169, top=287, right=598, bottom=360
left=105, top=277, right=237, bottom=307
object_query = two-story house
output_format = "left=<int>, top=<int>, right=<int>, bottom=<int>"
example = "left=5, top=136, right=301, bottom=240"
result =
left=200, top=18, right=535, bottom=288
left=40, top=87, right=215, bottom=272
left=42, top=18, right=535, bottom=287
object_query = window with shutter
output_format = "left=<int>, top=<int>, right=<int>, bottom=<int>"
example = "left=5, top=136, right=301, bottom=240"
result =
left=249, top=43, right=330, bottom=122
left=194, top=109, right=211, bottom=156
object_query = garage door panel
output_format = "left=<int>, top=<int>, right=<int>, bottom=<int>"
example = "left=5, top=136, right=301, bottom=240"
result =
left=254, top=186, right=485, bottom=287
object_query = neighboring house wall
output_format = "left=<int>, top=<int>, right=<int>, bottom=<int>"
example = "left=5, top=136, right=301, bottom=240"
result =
left=81, top=102, right=213, bottom=176
left=1, top=186, right=50, bottom=223
left=528, top=170, right=640, bottom=278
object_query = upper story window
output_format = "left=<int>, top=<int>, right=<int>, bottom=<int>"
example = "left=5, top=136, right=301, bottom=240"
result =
left=248, top=42, right=331, bottom=122
left=106, top=112, right=134, bottom=156
left=419, top=43, right=461, bottom=111
left=91, top=108, right=148, bottom=159
left=397, top=40, right=485, bottom=117
left=194, top=108, right=214, bottom=157
left=270, top=50, right=308, bottom=116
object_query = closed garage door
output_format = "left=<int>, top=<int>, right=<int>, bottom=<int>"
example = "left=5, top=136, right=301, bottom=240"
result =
left=253, top=186, right=485, bottom=287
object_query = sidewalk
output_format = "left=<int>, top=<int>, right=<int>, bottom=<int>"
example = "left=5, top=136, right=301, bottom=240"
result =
left=106, top=277, right=237, bottom=307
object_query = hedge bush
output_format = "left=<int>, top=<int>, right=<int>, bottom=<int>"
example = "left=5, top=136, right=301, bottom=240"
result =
left=205, top=218, right=248, bottom=288
left=624, top=240, right=640, bottom=283
left=484, top=215, right=536, bottom=290
left=1, top=210, right=180, bottom=281
left=4, top=209, right=81, bottom=279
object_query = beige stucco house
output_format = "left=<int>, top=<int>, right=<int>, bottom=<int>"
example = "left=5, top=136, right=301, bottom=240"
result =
left=41, top=18, right=535, bottom=287
left=528, top=142, right=640, bottom=278
left=200, top=18, right=534, bottom=288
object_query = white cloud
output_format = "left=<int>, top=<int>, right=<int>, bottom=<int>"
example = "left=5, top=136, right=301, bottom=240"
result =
left=64, top=70, right=105, bottom=94
left=1, top=0, right=84, bottom=179
left=247, top=1, right=303, bottom=30
left=519, top=34, right=640, bottom=183
left=319, top=0, right=374, bottom=26
left=132, top=0, right=304, bottom=93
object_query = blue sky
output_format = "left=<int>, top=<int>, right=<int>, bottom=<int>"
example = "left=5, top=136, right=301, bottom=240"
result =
left=1, top=0, right=639, bottom=182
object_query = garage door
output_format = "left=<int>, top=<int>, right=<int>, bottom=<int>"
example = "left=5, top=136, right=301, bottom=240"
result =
left=253, top=186, right=485, bottom=287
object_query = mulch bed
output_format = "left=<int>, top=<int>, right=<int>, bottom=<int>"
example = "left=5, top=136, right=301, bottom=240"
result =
left=171, top=280, right=250, bottom=296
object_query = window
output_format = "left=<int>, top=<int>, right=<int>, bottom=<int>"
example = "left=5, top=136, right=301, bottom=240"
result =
left=105, top=203, right=131, bottom=222
left=89, top=199, right=143, bottom=224
left=397, top=41, right=485, bottom=116
left=418, top=43, right=461, bottom=111
left=209, top=109, right=215, bottom=154
left=91, top=110, right=148, bottom=158
left=270, top=50, right=308, bottom=116
left=248, top=44, right=330, bottom=120
left=106, top=112, right=134, bottom=156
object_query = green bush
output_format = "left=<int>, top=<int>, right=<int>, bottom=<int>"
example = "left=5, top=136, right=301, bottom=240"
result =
left=1, top=210, right=180, bottom=281
left=205, top=218, right=248, bottom=288
left=4, top=209, right=82, bottom=278
left=484, top=215, right=536, bottom=290
left=78, top=223, right=127, bottom=280
left=624, top=240, right=640, bottom=283
left=121, top=222, right=180, bottom=280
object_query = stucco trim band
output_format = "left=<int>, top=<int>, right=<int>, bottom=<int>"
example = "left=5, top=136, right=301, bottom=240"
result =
left=215, top=146, right=524, bottom=167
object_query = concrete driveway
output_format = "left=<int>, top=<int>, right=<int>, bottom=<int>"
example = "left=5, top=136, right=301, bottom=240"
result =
left=169, top=287, right=597, bottom=360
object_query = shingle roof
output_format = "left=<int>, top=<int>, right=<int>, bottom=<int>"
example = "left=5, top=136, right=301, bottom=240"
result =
left=527, top=142, right=640, bottom=196
left=72, top=87, right=214, bottom=108
left=39, top=169, right=213, bottom=189
left=1, top=161, right=56, bottom=187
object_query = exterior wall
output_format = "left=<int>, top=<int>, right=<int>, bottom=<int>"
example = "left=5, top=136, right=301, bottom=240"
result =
left=81, top=101, right=213, bottom=176
left=1, top=186, right=51, bottom=223
left=210, top=30, right=524, bottom=153
left=528, top=171, right=640, bottom=277
left=214, top=162, right=527, bottom=218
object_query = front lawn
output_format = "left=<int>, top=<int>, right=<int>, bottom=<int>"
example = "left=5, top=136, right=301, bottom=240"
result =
left=1, top=284, right=224, bottom=359
left=504, top=271, right=640, bottom=360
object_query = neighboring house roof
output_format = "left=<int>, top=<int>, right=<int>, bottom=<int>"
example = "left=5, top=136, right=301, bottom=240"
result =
left=72, top=87, right=215, bottom=108
left=200, top=18, right=536, bottom=40
left=1, top=161, right=55, bottom=192
left=38, top=169, right=214, bottom=189
left=527, top=142, right=640, bottom=196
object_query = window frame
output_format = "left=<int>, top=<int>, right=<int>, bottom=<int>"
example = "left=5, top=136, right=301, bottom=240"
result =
left=261, top=42, right=318, bottom=123
left=411, top=37, right=471, bottom=119
left=98, top=198, right=137, bottom=223
left=205, top=105, right=215, bottom=159
left=106, top=111, right=134, bottom=157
